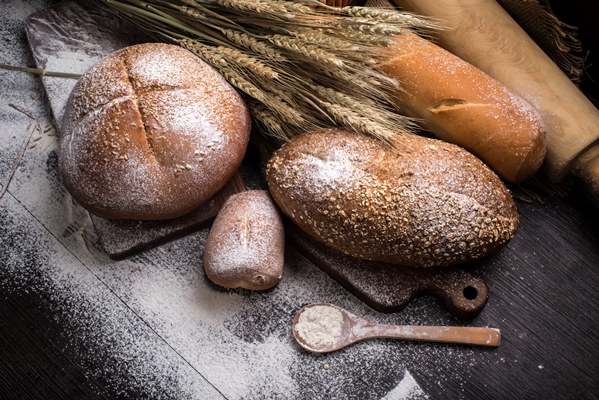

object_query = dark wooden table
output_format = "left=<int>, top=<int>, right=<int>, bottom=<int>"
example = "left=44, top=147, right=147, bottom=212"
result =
left=1, top=1, right=598, bottom=399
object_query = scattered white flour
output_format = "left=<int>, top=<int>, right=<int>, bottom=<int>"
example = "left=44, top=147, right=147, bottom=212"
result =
left=0, top=2, right=488, bottom=398
left=381, top=370, right=429, bottom=400
left=1, top=107, right=469, bottom=398
left=295, top=304, right=344, bottom=347
left=43, top=50, right=101, bottom=126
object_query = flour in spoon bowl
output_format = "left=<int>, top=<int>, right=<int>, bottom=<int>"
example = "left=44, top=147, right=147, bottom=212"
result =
left=295, top=305, right=344, bottom=347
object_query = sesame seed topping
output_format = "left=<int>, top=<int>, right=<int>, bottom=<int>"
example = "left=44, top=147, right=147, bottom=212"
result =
left=266, top=129, right=518, bottom=268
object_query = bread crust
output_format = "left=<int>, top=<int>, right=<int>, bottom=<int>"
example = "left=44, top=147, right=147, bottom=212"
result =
left=203, top=190, right=285, bottom=290
left=379, top=33, right=546, bottom=183
left=266, top=129, right=519, bottom=268
left=59, top=43, right=250, bottom=220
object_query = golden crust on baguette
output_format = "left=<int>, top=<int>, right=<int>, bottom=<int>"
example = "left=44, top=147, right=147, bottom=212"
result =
left=379, top=33, right=546, bottom=183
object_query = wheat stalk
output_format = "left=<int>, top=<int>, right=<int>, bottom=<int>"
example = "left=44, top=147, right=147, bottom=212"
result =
left=0, top=63, right=82, bottom=79
left=219, top=29, right=288, bottom=60
left=340, top=6, right=437, bottom=26
left=99, top=0, right=437, bottom=145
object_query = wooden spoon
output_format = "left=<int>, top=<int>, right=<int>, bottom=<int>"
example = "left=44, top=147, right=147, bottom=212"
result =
left=292, top=303, right=501, bottom=353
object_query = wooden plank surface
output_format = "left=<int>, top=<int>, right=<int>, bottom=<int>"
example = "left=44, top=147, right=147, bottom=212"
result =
left=1, top=1, right=598, bottom=399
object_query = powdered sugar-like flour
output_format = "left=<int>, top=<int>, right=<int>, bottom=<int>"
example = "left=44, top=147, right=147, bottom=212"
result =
left=43, top=50, right=101, bottom=126
left=0, top=1, right=484, bottom=398
left=295, top=305, right=344, bottom=347
left=381, top=370, right=429, bottom=400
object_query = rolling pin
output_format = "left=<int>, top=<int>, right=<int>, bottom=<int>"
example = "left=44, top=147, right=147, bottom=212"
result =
left=392, top=0, right=599, bottom=202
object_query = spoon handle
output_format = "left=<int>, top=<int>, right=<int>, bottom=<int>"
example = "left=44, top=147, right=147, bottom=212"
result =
left=356, top=323, right=501, bottom=347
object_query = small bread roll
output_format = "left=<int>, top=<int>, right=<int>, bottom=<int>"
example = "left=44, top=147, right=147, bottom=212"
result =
left=203, top=190, right=285, bottom=290
left=267, top=129, right=519, bottom=268
left=59, top=43, right=250, bottom=220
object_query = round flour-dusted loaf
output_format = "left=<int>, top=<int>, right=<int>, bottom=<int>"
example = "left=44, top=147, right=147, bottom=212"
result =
left=59, top=43, right=251, bottom=220
left=203, top=190, right=285, bottom=290
left=266, top=129, right=519, bottom=268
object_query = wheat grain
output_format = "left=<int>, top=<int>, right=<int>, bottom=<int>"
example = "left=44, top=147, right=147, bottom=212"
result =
left=282, top=27, right=379, bottom=64
left=177, top=5, right=209, bottom=21
left=247, top=99, right=291, bottom=140
left=308, top=83, right=392, bottom=119
left=268, top=35, right=344, bottom=66
left=305, top=82, right=416, bottom=133
left=331, top=17, right=406, bottom=35
left=217, top=46, right=280, bottom=79
left=317, top=99, right=398, bottom=144
left=181, top=39, right=305, bottom=128
left=102, top=0, right=436, bottom=144
left=219, top=29, right=287, bottom=61
left=340, top=6, right=438, bottom=27
left=214, top=0, right=312, bottom=16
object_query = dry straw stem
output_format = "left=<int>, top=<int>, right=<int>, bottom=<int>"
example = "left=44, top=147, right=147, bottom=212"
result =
left=219, top=28, right=287, bottom=61
left=99, top=0, right=437, bottom=144
left=0, top=63, right=82, bottom=79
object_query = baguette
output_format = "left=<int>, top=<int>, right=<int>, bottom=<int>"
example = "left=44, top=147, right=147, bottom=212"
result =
left=391, top=0, right=599, bottom=189
left=378, top=33, right=546, bottom=183
left=266, top=129, right=518, bottom=268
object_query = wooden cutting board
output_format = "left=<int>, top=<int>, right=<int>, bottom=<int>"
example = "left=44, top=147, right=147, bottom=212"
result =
left=24, top=0, right=489, bottom=318
left=286, top=221, right=489, bottom=318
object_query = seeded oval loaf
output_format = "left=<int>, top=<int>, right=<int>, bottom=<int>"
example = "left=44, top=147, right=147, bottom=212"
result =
left=266, top=129, right=519, bottom=268
left=59, top=43, right=251, bottom=220
left=204, top=190, right=285, bottom=290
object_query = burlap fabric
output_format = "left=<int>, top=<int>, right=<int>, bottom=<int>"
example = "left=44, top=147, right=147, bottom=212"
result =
left=497, top=0, right=583, bottom=82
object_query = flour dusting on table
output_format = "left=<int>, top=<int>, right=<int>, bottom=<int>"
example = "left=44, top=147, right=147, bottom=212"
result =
left=381, top=370, right=429, bottom=400
left=43, top=50, right=99, bottom=126
left=0, top=1, right=482, bottom=398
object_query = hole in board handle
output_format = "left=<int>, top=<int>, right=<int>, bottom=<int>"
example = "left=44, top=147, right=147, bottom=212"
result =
left=463, top=286, right=478, bottom=300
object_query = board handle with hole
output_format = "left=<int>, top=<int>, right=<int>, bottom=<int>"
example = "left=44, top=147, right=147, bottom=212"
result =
left=424, top=269, right=490, bottom=319
left=285, top=219, right=490, bottom=319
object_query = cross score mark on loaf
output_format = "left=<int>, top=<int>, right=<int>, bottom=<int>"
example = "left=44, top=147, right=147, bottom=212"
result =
left=58, top=43, right=250, bottom=220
